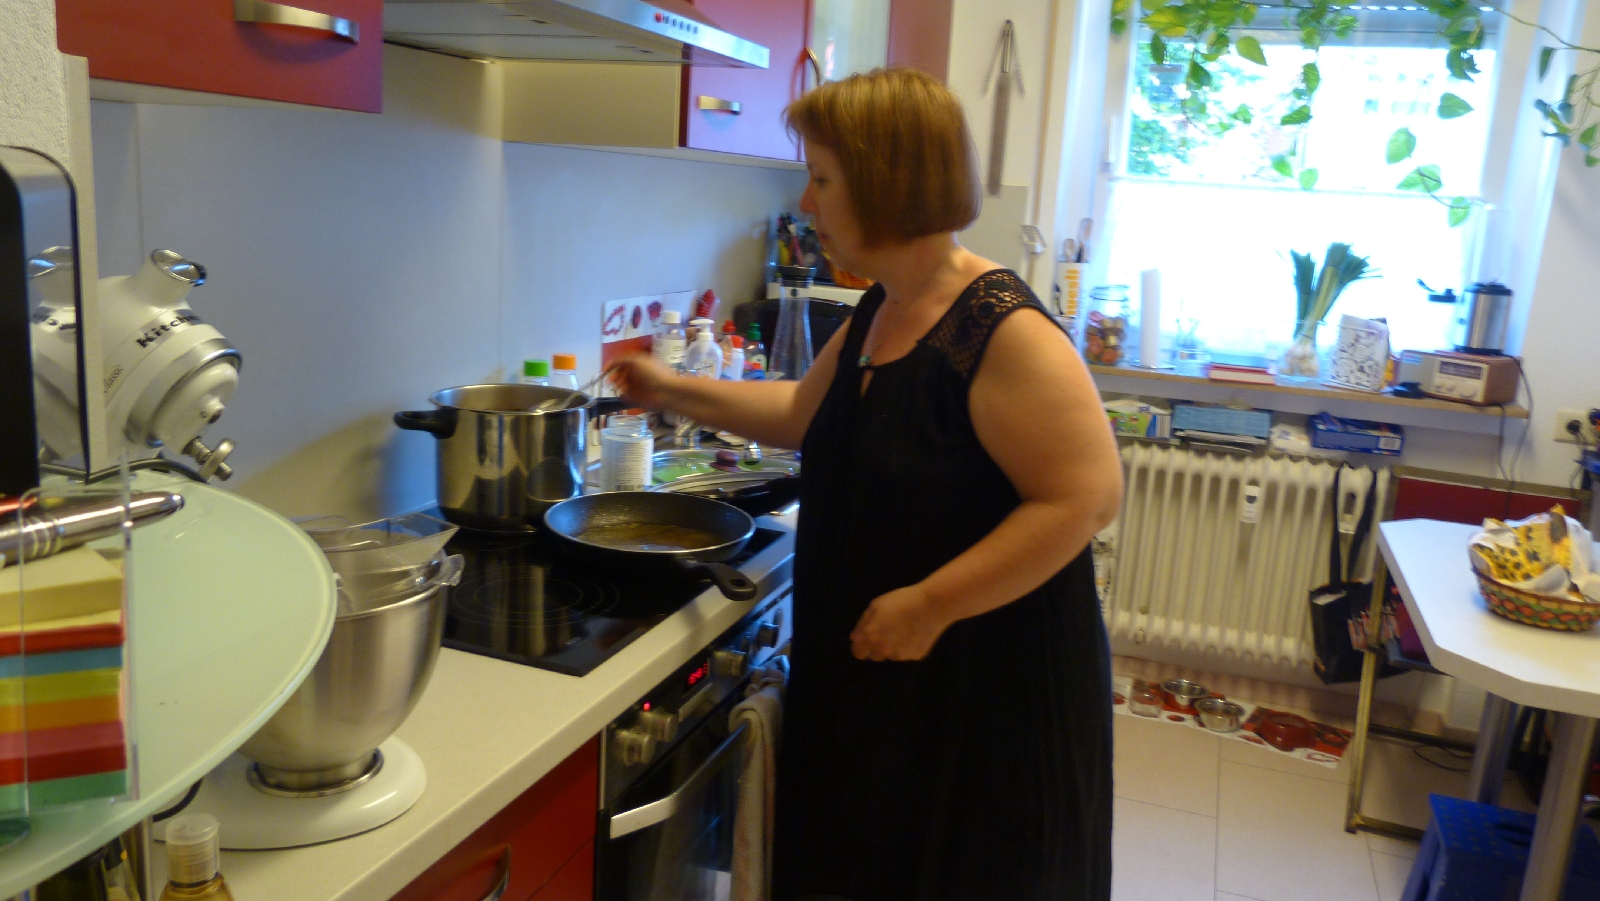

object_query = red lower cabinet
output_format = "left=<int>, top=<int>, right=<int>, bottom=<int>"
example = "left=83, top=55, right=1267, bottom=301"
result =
left=391, top=738, right=598, bottom=901
left=56, top=0, right=383, bottom=113
left=531, top=841, right=594, bottom=901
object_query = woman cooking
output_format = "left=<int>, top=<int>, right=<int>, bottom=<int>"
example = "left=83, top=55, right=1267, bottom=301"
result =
left=608, top=68, right=1123, bottom=901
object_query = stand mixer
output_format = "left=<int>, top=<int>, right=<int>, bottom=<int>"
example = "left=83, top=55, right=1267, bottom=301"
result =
left=32, top=249, right=241, bottom=480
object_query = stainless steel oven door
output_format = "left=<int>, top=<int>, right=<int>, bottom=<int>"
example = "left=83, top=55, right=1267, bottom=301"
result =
left=597, top=691, right=747, bottom=901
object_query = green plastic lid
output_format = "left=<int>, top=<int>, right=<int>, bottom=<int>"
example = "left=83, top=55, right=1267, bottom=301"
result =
left=524, top=359, right=550, bottom=377
left=745, top=323, right=762, bottom=341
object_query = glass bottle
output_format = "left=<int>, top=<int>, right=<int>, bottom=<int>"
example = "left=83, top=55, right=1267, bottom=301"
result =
left=600, top=414, right=654, bottom=492
left=160, top=814, right=235, bottom=901
left=1082, top=286, right=1131, bottom=366
left=653, top=311, right=687, bottom=371
left=771, top=265, right=815, bottom=381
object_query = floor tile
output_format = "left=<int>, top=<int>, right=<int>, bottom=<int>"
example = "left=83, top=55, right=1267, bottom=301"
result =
left=1216, top=761, right=1378, bottom=901
left=1356, top=737, right=1471, bottom=832
left=1114, top=712, right=1222, bottom=817
left=1363, top=831, right=1420, bottom=860
left=1370, top=851, right=1414, bottom=901
left=1112, top=797, right=1217, bottom=901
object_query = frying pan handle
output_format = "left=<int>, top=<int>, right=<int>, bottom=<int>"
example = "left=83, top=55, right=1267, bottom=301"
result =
left=394, top=409, right=456, bottom=438
left=591, top=396, right=632, bottom=417
left=676, top=559, right=758, bottom=601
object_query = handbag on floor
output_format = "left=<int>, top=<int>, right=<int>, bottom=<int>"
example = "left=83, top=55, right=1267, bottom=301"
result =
left=1309, top=465, right=1402, bottom=684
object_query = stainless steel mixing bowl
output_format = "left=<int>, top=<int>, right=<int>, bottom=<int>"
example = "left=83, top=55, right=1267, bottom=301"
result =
left=237, top=554, right=462, bottom=792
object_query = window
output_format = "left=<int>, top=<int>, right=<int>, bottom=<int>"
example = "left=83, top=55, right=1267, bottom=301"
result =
left=1097, top=9, right=1504, bottom=359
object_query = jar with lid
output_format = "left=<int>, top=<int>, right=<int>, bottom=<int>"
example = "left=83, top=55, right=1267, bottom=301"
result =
left=600, top=415, right=654, bottom=492
left=1082, top=286, right=1131, bottom=366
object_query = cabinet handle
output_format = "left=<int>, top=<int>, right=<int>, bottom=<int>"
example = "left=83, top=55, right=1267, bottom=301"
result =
left=806, top=49, right=824, bottom=89
left=697, top=96, right=742, bottom=115
left=233, top=0, right=360, bottom=43
left=476, top=848, right=512, bottom=901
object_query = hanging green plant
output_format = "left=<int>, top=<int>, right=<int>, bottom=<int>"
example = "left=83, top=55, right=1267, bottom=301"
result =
left=1110, top=1, right=1600, bottom=224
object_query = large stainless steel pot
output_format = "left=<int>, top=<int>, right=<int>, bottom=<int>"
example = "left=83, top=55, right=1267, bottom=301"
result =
left=237, top=554, right=462, bottom=792
left=395, top=384, right=623, bottom=532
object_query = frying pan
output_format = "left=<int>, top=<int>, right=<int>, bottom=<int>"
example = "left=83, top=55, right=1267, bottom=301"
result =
left=543, top=492, right=758, bottom=601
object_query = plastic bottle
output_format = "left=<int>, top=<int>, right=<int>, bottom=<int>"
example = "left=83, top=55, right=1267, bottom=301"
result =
left=719, top=319, right=737, bottom=357
left=723, top=336, right=745, bottom=380
left=160, top=814, right=235, bottom=900
left=600, top=414, right=654, bottom=492
left=551, top=353, right=579, bottom=391
left=745, top=324, right=767, bottom=378
left=522, top=359, right=550, bottom=386
left=652, top=311, right=686, bottom=371
left=682, top=324, right=723, bottom=380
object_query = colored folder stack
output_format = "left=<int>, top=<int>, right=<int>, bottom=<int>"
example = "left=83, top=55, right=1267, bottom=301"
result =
left=0, top=548, right=130, bottom=810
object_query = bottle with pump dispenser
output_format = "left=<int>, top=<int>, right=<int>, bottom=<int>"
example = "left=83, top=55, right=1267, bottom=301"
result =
left=160, top=814, right=235, bottom=900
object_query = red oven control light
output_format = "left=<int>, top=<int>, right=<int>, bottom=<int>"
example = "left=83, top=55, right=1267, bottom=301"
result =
left=686, top=661, right=710, bottom=688
left=641, top=702, right=652, bottom=711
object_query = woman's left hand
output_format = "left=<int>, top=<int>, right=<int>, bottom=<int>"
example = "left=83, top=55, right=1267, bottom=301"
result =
left=850, top=584, right=950, bottom=662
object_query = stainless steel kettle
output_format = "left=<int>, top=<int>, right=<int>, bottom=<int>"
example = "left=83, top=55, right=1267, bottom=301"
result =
left=1454, top=281, right=1512, bottom=354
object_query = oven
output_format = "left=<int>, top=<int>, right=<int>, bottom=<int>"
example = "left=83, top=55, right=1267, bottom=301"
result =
left=596, top=582, right=792, bottom=901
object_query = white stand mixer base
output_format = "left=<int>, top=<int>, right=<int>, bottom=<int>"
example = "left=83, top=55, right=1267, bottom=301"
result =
left=155, top=737, right=426, bottom=850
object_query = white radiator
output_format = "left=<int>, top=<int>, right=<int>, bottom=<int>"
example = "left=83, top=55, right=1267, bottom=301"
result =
left=1099, top=445, right=1388, bottom=670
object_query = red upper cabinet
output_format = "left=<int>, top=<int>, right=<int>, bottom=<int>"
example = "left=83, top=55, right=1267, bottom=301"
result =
left=56, top=0, right=383, bottom=113
left=887, top=0, right=952, bottom=81
left=682, top=0, right=810, bottom=161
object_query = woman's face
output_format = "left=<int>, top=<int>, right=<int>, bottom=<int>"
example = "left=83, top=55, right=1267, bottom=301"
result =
left=799, top=140, right=868, bottom=273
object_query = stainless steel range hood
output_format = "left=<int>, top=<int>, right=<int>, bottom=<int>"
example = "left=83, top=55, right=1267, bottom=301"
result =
left=384, top=0, right=769, bottom=68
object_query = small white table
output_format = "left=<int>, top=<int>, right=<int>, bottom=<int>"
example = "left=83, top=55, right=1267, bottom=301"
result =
left=1379, top=519, right=1600, bottom=901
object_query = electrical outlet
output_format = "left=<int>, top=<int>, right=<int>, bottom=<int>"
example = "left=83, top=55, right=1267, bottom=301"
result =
left=1552, top=408, right=1599, bottom=444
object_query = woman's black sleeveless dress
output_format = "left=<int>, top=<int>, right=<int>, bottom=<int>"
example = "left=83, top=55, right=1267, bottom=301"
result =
left=771, top=270, right=1113, bottom=901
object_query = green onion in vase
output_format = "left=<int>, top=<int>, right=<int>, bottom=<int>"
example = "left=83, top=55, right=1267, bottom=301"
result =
left=1280, top=243, right=1378, bottom=382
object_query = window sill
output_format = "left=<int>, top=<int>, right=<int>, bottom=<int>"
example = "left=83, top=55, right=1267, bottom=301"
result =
left=1088, top=365, right=1528, bottom=436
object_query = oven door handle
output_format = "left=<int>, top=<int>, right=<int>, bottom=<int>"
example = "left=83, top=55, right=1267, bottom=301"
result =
left=608, top=721, right=749, bottom=839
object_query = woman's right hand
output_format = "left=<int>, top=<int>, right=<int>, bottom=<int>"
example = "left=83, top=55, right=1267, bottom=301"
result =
left=607, top=354, right=677, bottom=410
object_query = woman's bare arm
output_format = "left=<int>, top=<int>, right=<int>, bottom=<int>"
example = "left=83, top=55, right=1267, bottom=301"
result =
left=610, top=320, right=848, bottom=450
left=850, top=308, right=1124, bottom=660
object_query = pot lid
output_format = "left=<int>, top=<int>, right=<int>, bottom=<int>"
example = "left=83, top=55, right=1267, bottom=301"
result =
left=1466, top=281, right=1512, bottom=295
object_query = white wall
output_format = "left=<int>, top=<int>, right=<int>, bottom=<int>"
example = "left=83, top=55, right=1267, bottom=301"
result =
left=499, top=144, right=805, bottom=390
left=87, top=45, right=805, bottom=521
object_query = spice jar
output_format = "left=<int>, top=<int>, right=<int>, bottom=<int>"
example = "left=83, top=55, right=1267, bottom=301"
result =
left=1083, top=286, right=1130, bottom=366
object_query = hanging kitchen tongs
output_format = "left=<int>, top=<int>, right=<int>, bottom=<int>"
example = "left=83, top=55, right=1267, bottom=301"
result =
left=982, top=20, right=1025, bottom=197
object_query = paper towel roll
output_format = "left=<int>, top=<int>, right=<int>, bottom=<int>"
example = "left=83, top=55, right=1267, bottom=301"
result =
left=1139, top=269, right=1161, bottom=368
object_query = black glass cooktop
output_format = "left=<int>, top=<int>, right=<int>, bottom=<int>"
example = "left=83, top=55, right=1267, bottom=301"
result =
left=439, top=522, right=782, bottom=676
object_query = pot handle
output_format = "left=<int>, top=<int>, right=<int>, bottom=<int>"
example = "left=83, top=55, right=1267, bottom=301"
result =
left=677, top=559, right=758, bottom=601
left=394, top=409, right=456, bottom=438
left=591, top=396, right=632, bottom=417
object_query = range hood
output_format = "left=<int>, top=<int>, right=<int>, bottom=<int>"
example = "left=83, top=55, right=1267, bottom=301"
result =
left=385, top=0, right=769, bottom=68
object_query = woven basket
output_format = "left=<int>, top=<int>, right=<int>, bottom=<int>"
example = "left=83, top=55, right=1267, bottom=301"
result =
left=1475, top=573, right=1600, bottom=631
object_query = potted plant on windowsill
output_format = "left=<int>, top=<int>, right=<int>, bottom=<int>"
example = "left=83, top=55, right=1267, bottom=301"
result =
left=1278, top=242, right=1376, bottom=383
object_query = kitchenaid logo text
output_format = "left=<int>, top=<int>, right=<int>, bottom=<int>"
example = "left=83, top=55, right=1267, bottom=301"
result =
left=135, top=312, right=201, bottom=348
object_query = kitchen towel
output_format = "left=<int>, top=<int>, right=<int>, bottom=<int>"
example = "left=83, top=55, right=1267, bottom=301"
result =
left=1139, top=269, right=1161, bottom=368
left=729, top=662, right=786, bottom=901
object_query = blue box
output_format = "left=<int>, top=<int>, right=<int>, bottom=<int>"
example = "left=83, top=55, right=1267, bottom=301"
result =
left=1400, top=794, right=1600, bottom=901
left=1310, top=413, right=1404, bottom=455
left=1172, top=403, right=1272, bottom=438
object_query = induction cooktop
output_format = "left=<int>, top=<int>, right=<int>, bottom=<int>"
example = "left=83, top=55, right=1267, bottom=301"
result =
left=439, top=523, right=783, bottom=676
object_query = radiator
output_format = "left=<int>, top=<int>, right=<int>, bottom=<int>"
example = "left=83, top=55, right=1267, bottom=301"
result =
left=1099, top=445, right=1388, bottom=669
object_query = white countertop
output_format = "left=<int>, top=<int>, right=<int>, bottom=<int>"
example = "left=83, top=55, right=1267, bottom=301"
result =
left=1379, top=518, right=1600, bottom=718
left=208, top=510, right=796, bottom=901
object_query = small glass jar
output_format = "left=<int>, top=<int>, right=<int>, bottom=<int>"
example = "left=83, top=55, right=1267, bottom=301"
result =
left=1083, top=286, right=1131, bottom=366
left=599, top=415, right=653, bottom=492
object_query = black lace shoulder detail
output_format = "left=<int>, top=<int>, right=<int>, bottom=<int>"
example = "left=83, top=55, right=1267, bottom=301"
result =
left=924, top=269, right=1052, bottom=380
